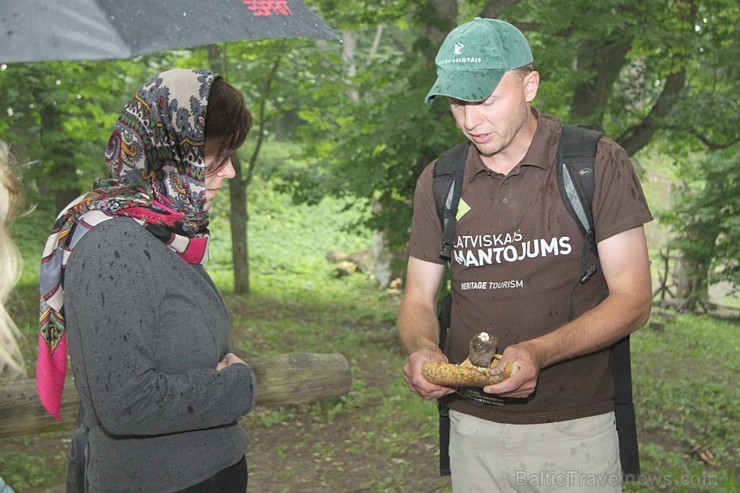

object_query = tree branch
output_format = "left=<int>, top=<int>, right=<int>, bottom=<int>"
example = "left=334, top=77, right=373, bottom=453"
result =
left=617, top=68, right=686, bottom=156
left=367, top=25, right=384, bottom=65
left=663, top=124, right=740, bottom=151
left=247, top=42, right=285, bottom=188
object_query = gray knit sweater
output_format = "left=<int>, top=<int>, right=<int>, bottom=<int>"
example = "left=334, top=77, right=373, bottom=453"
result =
left=64, top=218, right=256, bottom=492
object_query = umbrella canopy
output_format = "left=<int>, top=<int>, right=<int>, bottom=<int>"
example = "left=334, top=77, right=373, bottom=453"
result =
left=0, top=0, right=339, bottom=64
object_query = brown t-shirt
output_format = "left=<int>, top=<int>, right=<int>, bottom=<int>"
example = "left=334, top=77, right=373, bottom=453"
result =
left=408, top=109, right=652, bottom=424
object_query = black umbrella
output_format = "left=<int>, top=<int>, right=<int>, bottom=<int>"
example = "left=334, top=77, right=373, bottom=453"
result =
left=0, top=0, right=339, bottom=64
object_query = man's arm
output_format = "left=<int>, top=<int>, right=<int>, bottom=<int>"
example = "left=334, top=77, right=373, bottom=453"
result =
left=398, top=256, right=455, bottom=400
left=487, top=226, right=652, bottom=398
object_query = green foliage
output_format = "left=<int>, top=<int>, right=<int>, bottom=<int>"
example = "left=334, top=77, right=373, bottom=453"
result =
left=0, top=56, right=197, bottom=214
left=0, top=61, right=140, bottom=209
left=656, top=0, right=740, bottom=156
left=316, top=0, right=415, bottom=27
left=659, top=146, right=739, bottom=297
left=272, top=4, right=461, bottom=250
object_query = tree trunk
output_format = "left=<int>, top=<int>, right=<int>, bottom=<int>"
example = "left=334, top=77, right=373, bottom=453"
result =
left=342, top=30, right=360, bottom=103
left=425, top=0, right=457, bottom=48
left=371, top=230, right=392, bottom=288
left=674, top=256, right=709, bottom=312
left=479, top=0, right=521, bottom=18
left=39, top=104, right=79, bottom=211
left=229, top=154, right=250, bottom=293
left=0, top=352, right=351, bottom=439
left=571, top=39, right=632, bottom=130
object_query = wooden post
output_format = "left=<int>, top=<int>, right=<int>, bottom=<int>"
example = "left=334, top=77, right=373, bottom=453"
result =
left=0, top=352, right=351, bottom=439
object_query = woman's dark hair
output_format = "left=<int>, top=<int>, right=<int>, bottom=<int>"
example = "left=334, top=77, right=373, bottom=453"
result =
left=205, top=78, right=252, bottom=172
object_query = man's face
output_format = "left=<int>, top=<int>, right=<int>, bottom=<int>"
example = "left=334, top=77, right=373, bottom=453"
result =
left=448, top=70, right=538, bottom=158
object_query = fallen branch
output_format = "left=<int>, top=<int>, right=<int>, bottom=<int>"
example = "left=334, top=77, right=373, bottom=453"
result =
left=0, top=352, right=351, bottom=439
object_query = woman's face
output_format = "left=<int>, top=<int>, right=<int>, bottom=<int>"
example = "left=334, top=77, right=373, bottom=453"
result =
left=203, top=139, right=236, bottom=212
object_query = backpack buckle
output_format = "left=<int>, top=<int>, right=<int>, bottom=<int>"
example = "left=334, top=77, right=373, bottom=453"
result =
left=579, top=265, right=598, bottom=284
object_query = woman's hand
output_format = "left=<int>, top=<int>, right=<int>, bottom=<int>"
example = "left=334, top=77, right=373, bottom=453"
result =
left=217, top=352, right=247, bottom=370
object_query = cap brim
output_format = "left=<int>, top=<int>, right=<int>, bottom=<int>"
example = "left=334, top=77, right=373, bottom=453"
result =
left=424, top=70, right=505, bottom=105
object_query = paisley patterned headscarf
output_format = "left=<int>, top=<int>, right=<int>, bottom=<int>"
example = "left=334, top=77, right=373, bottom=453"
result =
left=37, top=69, right=219, bottom=419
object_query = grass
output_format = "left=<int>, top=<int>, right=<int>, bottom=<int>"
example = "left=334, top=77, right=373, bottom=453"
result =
left=1, top=174, right=738, bottom=492
left=625, top=313, right=739, bottom=492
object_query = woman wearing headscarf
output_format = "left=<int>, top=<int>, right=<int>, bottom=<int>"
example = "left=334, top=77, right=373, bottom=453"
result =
left=37, top=69, right=256, bottom=493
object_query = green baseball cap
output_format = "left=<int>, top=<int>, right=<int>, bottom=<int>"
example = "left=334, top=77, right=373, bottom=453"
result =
left=425, top=18, right=533, bottom=104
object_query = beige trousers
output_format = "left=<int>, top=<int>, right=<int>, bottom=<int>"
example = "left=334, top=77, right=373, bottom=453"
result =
left=449, top=410, right=622, bottom=493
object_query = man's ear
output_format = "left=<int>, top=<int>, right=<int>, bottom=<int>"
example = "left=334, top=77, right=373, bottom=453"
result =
left=524, top=71, right=540, bottom=103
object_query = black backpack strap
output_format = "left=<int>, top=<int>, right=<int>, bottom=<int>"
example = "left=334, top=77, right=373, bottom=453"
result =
left=432, top=143, right=467, bottom=475
left=556, top=125, right=603, bottom=320
left=437, top=293, right=452, bottom=350
left=612, top=336, right=641, bottom=480
left=557, top=125, right=602, bottom=237
left=433, top=141, right=470, bottom=261
left=557, top=125, right=640, bottom=480
left=431, top=136, right=463, bottom=475
left=437, top=402, right=451, bottom=476
left=437, top=293, right=453, bottom=476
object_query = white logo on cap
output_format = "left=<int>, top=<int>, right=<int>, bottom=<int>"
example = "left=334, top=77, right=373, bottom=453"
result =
left=454, top=42, right=463, bottom=55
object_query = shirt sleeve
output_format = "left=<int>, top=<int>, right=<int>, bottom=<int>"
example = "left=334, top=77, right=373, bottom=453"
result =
left=64, top=219, right=256, bottom=436
left=407, top=162, right=447, bottom=264
left=593, top=138, right=653, bottom=243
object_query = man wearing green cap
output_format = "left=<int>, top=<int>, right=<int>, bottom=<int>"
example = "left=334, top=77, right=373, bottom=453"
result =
left=398, top=18, right=653, bottom=492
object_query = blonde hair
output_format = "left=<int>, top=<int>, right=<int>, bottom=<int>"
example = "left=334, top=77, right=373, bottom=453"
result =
left=0, top=141, right=25, bottom=376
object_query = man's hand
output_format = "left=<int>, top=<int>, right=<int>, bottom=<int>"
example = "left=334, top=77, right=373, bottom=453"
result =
left=403, top=347, right=455, bottom=400
left=484, top=341, right=541, bottom=398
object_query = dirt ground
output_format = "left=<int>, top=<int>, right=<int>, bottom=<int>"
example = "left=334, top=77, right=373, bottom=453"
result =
left=243, top=406, right=451, bottom=493
left=9, top=412, right=452, bottom=493
left=8, top=415, right=450, bottom=493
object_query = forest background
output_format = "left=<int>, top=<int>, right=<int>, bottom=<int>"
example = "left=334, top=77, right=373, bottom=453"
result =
left=0, top=0, right=737, bottom=491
